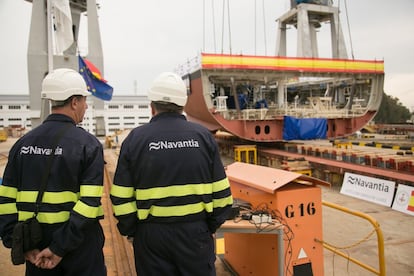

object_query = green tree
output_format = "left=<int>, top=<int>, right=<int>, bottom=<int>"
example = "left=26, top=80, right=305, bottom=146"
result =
left=374, top=92, right=411, bottom=123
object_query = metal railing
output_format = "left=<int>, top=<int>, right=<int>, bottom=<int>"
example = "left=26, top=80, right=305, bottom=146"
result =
left=316, top=200, right=386, bottom=276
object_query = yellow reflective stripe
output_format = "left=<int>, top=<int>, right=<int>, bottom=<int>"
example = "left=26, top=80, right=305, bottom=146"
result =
left=18, top=211, right=36, bottom=221
left=137, top=183, right=213, bottom=200
left=111, top=184, right=135, bottom=198
left=137, top=202, right=213, bottom=220
left=112, top=202, right=137, bottom=216
left=213, top=195, right=233, bottom=208
left=17, top=191, right=78, bottom=204
left=16, top=191, right=37, bottom=202
left=136, top=179, right=230, bottom=200
left=43, top=192, right=78, bottom=204
left=98, top=206, right=104, bottom=217
left=19, top=211, right=70, bottom=224
left=212, top=178, right=230, bottom=192
left=18, top=207, right=103, bottom=224
left=37, top=211, right=70, bottom=224
left=73, top=201, right=102, bottom=218
left=80, top=185, right=103, bottom=197
left=0, top=203, right=17, bottom=215
left=0, top=185, right=18, bottom=198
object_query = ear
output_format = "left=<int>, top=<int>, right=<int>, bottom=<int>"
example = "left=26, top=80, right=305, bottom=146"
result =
left=70, top=96, right=79, bottom=110
left=150, top=102, right=156, bottom=116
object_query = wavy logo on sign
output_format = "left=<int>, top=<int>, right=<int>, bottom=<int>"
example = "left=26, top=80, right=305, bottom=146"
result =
left=346, top=175, right=356, bottom=184
left=149, top=139, right=200, bottom=151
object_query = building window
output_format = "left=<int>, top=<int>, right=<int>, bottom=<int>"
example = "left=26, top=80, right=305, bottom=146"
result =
left=124, top=105, right=134, bottom=109
left=123, top=116, right=135, bottom=120
left=108, top=105, right=119, bottom=109
left=138, top=105, right=149, bottom=109
left=108, top=117, right=120, bottom=120
left=9, top=105, right=21, bottom=110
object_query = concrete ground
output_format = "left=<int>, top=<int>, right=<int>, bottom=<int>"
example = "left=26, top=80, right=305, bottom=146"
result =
left=320, top=186, right=414, bottom=276
left=0, top=137, right=413, bottom=275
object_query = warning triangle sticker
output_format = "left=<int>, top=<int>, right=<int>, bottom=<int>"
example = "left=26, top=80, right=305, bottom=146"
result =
left=298, top=248, right=308, bottom=259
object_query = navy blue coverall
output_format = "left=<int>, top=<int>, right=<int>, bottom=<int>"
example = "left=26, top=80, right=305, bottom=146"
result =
left=110, top=112, right=233, bottom=276
left=0, top=114, right=106, bottom=276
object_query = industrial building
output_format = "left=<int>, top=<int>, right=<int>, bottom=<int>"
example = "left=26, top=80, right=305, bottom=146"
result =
left=0, top=94, right=151, bottom=136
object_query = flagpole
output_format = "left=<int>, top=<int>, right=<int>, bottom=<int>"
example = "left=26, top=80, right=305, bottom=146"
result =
left=47, top=0, right=53, bottom=73
left=41, top=0, right=54, bottom=123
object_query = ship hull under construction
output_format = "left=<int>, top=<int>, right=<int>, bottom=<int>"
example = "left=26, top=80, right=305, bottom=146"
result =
left=181, top=53, right=384, bottom=142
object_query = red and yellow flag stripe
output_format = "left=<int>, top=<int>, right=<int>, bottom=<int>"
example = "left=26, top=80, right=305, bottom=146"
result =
left=201, top=53, right=384, bottom=74
left=408, top=190, right=414, bottom=212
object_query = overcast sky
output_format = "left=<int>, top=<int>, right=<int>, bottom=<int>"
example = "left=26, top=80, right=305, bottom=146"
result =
left=1, top=0, right=414, bottom=111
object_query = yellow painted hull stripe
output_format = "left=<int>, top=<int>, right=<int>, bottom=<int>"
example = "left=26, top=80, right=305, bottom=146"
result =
left=201, top=53, right=384, bottom=74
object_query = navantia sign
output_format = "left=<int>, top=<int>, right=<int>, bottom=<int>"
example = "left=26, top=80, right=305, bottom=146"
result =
left=340, top=172, right=395, bottom=207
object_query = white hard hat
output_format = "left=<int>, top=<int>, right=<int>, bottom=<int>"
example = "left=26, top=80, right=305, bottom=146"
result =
left=41, top=68, right=91, bottom=101
left=148, top=72, right=187, bottom=106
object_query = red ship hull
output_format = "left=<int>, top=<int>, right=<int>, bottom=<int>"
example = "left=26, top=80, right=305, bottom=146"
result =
left=182, top=53, right=384, bottom=142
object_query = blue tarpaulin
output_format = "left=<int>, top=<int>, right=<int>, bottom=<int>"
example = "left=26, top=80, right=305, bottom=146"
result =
left=283, top=116, right=327, bottom=140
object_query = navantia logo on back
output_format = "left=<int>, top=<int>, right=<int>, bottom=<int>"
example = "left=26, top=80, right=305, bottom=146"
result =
left=149, top=139, right=200, bottom=151
left=20, top=146, right=63, bottom=155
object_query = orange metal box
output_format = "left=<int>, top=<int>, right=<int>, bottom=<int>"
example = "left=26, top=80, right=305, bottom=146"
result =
left=224, top=162, right=330, bottom=276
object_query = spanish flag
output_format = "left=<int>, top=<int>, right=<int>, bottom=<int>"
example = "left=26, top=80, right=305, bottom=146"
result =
left=83, top=58, right=107, bottom=82
left=78, top=56, right=113, bottom=101
left=407, top=191, right=414, bottom=212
